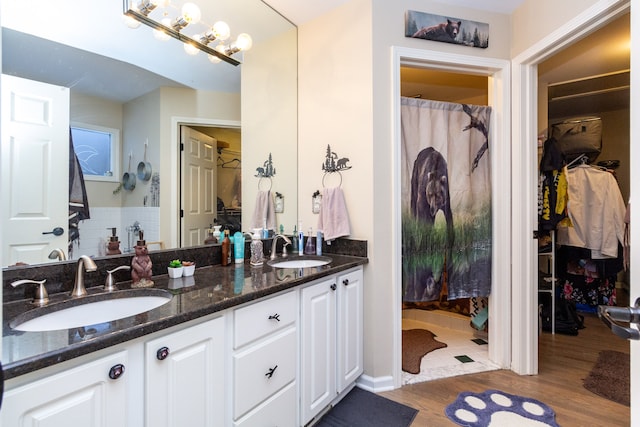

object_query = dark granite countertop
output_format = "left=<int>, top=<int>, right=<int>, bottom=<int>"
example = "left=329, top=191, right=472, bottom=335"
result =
left=3, top=254, right=367, bottom=380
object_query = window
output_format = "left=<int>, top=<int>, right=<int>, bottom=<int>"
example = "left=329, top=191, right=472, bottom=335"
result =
left=70, top=123, right=120, bottom=182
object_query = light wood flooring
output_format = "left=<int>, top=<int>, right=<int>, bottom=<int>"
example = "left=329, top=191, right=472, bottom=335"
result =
left=381, top=311, right=631, bottom=426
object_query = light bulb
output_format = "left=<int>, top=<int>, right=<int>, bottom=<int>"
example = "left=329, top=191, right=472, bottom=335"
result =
left=208, top=54, right=222, bottom=64
left=211, top=21, right=230, bottom=41
left=215, top=43, right=229, bottom=56
left=235, top=33, right=253, bottom=51
left=181, top=2, right=201, bottom=24
left=123, top=15, right=141, bottom=29
left=184, top=42, right=199, bottom=56
left=153, top=17, right=171, bottom=41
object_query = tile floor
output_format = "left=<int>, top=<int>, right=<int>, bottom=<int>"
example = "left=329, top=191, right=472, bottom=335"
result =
left=402, top=315, right=500, bottom=385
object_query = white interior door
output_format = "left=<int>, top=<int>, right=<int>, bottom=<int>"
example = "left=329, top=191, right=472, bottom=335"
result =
left=180, top=126, right=216, bottom=247
left=1, top=74, right=69, bottom=267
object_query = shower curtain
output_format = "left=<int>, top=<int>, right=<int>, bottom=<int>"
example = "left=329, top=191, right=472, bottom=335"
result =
left=401, top=97, right=492, bottom=301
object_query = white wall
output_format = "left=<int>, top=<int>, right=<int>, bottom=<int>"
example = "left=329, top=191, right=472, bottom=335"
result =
left=242, top=28, right=298, bottom=232
left=511, top=0, right=601, bottom=57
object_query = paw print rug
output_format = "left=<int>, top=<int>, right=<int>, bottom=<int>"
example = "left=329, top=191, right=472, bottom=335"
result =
left=445, top=389, right=559, bottom=427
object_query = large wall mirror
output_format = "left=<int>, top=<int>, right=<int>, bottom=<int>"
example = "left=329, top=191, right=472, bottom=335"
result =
left=1, top=0, right=297, bottom=268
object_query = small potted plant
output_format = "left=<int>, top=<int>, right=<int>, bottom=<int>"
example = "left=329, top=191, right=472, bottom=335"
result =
left=168, top=259, right=183, bottom=278
left=182, top=260, right=196, bottom=277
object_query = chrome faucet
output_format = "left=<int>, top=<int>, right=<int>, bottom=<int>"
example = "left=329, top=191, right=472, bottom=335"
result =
left=48, top=248, right=67, bottom=261
left=270, top=234, right=292, bottom=260
left=72, top=255, right=97, bottom=298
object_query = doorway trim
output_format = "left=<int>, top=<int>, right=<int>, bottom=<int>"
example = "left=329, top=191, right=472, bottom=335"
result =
left=391, top=47, right=511, bottom=387
left=169, top=117, right=241, bottom=248
left=511, top=0, right=630, bottom=375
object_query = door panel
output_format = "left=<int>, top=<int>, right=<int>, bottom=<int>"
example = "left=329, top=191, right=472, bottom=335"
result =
left=1, top=75, right=69, bottom=266
left=180, top=126, right=216, bottom=247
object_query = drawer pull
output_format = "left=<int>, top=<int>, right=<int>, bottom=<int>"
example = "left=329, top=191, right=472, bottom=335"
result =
left=268, top=314, right=281, bottom=322
left=343, top=279, right=349, bottom=286
left=157, top=346, right=170, bottom=360
left=109, top=364, right=125, bottom=380
left=330, top=283, right=337, bottom=291
left=265, top=365, right=278, bottom=379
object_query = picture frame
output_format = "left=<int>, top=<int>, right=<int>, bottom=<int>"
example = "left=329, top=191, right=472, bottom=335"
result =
left=405, top=10, right=489, bottom=49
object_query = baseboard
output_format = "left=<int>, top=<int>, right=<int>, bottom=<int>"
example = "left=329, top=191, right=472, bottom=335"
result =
left=356, top=374, right=395, bottom=392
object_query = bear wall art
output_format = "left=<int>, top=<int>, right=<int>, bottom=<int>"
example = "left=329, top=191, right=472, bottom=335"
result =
left=405, top=10, right=489, bottom=49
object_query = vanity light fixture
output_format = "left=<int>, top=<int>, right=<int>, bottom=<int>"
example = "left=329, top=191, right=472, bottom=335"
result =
left=123, top=0, right=252, bottom=66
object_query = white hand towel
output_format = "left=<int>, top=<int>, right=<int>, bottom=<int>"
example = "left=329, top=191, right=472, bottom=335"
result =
left=317, top=187, right=351, bottom=242
left=251, top=190, right=277, bottom=230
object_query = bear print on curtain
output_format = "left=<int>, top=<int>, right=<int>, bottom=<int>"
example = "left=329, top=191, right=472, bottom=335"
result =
left=401, top=97, right=492, bottom=301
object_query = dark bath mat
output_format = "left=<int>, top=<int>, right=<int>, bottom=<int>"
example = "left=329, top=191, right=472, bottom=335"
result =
left=316, top=386, right=418, bottom=427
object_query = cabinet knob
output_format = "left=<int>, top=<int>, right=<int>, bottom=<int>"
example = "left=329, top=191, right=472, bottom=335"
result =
left=157, top=346, right=170, bottom=360
left=109, top=364, right=125, bottom=380
left=330, top=283, right=337, bottom=291
left=343, top=279, right=349, bottom=286
left=268, top=314, right=281, bottom=322
left=265, top=365, right=278, bottom=379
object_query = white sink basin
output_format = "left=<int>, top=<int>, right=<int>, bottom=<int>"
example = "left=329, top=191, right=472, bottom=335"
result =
left=10, top=289, right=172, bottom=332
left=268, top=255, right=332, bottom=269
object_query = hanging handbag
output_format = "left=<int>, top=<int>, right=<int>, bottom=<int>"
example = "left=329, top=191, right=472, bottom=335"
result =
left=550, top=116, right=602, bottom=162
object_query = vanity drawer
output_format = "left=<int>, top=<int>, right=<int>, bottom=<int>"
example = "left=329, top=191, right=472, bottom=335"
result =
left=234, top=381, right=296, bottom=427
left=233, top=327, right=297, bottom=419
left=234, top=290, right=297, bottom=348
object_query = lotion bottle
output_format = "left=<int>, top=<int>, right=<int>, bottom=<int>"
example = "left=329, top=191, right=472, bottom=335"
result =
left=316, top=231, right=323, bottom=256
left=233, top=231, right=245, bottom=264
left=221, top=230, right=231, bottom=266
left=298, top=221, right=304, bottom=255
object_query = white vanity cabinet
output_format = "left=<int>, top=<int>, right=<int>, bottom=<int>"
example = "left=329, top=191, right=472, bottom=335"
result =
left=2, top=350, right=129, bottom=427
left=232, top=290, right=298, bottom=427
left=2, top=263, right=365, bottom=427
left=300, top=267, right=364, bottom=425
left=145, top=316, right=225, bottom=427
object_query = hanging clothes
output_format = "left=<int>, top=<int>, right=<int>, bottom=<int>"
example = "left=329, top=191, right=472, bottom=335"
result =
left=557, top=165, right=626, bottom=259
left=68, top=129, right=91, bottom=257
left=401, top=97, right=492, bottom=301
left=538, top=136, right=568, bottom=230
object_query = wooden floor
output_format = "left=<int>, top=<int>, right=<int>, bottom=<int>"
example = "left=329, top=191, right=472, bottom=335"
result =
left=381, top=311, right=630, bottom=426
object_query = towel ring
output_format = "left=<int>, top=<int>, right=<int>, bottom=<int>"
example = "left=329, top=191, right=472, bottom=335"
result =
left=322, top=171, right=342, bottom=188
left=258, top=177, right=272, bottom=191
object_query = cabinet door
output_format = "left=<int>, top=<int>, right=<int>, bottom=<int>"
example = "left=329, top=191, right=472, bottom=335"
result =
left=300, top=277, right=337, bottom=424
left=2, top=351, right=128, bottom=427
left=145, top=316, right=225, bottom=427
left=337, top=268, right=364, bottom=392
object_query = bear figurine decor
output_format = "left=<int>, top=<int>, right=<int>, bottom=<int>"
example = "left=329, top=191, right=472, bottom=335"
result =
left=131, top=231, right=154, bottom=288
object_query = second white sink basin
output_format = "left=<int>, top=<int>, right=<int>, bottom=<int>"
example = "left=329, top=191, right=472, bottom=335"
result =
left=268, top=255, right=332, bottom=269
left=10, top=289, right=172, bottom=332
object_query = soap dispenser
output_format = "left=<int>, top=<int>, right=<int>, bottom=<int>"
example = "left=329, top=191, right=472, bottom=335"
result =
left=131, top=230, right=154, bottom=288
left=250, top=228, right=264, bottom=266
left=106, top=227, right=121, bottom=255
left=304, top=227, right=316, bottom=255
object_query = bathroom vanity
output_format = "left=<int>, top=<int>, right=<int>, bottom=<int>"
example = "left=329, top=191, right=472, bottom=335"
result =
left=2, top=254, right=366, bottom=427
